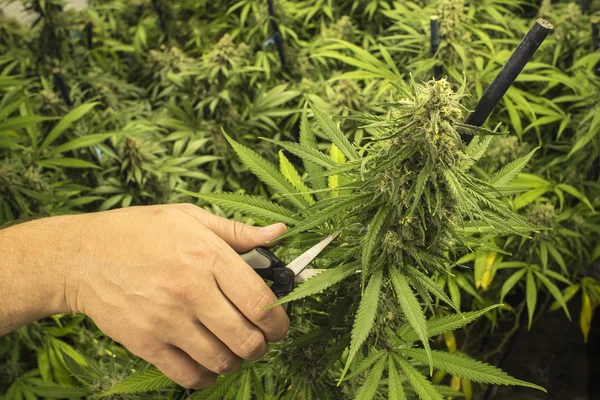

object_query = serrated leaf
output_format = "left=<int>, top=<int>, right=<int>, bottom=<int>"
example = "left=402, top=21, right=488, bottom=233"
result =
left=355, top=355, right=386, bottom=400
left=390, top=268, right=432, bottom=372
left=489, top=148, right=539, bottom=189
left=179, top=190, right=299, bottom=225
left=400, top=305, right=502, bottom=342
left=262, top=138, right=335, bottom=169
left=223, top=131, right=308, bottom=210
left=395, top=355, right=443, bottom=400
left=264, top=262, right=358, bottom=307
left=361, top=206, right=390, bottom=286
left=388, top=358, right=406, bottom=400
left=403, top=349, right=546, bottom=392
left=187, top=374, right=239, bottom=400
left=310, top=102, right=359, bottom=160
left=279, top=151, right=315, bottom=205
left=345, top=350, right=387, bottom=381
left=30, top=385, right=90, bottom=398
left=407, top=269, right=460, bottom=313
left=340, top=268, right=384, bottom=380
left=99, top=368, right=174, bottom=396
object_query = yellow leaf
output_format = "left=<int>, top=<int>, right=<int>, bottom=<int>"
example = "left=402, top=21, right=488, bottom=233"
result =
left=328, top=144, right=345, bottom=195
left=444, top=331, right=457, bottom=353
left=462, top=378, right=473, bottom=400
left=481, top=252, right=497, bottom=290
left=451, top=375, right=461, bottom=391
left=330, top=143, right=346, bottom=164
left=581, top=292, right=593, bottom=343
left=432, top=369, right=446, bottom=384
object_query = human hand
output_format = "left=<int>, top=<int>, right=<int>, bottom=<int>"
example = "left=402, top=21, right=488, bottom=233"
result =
left=1, top=204, right=289, bottom=389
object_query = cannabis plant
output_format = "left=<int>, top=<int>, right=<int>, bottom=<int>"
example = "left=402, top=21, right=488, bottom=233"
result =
left=176, top=78, right=545, bottom=398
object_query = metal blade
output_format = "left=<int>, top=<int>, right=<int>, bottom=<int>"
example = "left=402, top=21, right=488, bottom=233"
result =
left=295, top=269, right=326, bottom=283
left=286, top=232, right=339, bottom=277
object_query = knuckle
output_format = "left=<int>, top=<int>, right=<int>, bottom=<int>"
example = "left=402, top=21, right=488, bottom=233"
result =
left=237, top=331, right=267, bottom=360
left=210, top=355, right=242, bottom=375
left=177, top=371, right=216, bottom=390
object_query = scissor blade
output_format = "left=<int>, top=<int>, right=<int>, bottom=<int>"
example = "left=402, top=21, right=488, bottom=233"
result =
left=295, top=268, right=326, bottom=283
left=286, top=232, right=339, bottom=277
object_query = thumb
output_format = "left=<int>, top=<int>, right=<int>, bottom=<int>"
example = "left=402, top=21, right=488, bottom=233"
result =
left=190, top=207, right=287, bottom=252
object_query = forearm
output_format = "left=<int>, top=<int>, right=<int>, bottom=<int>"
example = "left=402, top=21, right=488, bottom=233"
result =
left=0, top=216, right=74, bottom=336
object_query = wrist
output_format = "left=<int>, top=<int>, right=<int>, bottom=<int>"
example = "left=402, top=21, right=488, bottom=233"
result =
left=0, top=216, right=80, bottom=334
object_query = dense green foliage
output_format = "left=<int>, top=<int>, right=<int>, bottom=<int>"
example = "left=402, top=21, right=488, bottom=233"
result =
left=1, top=0, right=600, bottom=399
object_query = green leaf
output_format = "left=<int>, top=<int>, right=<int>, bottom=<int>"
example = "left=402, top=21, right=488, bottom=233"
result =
left=341, top=268, right=384, bottom=380
left=179, top=190, right=299, bottom=226
left=533, top=270, right=571, bottom=320
left=187, top=374, right=239, bottom=400
left=345, top=350, right=387, bottom=381
left=407, top=269, right=460, bottom=313
left=0, top=116, right=54, bottom=132
left=555, top=184, right=595, bottom=213
left=390, top=268, right=432, bottom=372
left=546, top=243, right=567, bottom=274
left=489, top=148, right=539, bottom=189
left=500, top=268, right=527, bottom=301
left=30, top=385, right=91, bottom=398
left=262, top=138, right=336, bottom=169
left=310, top=102, right=359, bottom=160
left=279, top=151, right=315, bottom=205
left=400, top=305, right=502, bottom=342
left=223, top=131, right=308, bottom=210
left=99, top=368, right=174, bottom=396
left=526, top=270, right=537, bottom=330
left=355, top=355, right=386, bottom=400
left=41, top=103, right=99, bottom=149
left=36, top=158, right=101, bottom=169
left=395, top=355, right=443, bottom=400
left=47, top=132, right=120, bottom=156
left=265, top=262, right=358, bottom=307
left=403, top=349, right=545, bottom=392
left=361, top=206, right=390, bottom=286
left=388, top=358, right=406, bottom=400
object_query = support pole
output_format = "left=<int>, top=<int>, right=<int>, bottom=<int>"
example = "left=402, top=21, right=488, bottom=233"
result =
left=430, top=16, right=442, bottom=80
left=52, top=68, right=72, bottom=107
left=267, top=0, right=286, bottom=68
left=464, top=19, right=553, bottom=129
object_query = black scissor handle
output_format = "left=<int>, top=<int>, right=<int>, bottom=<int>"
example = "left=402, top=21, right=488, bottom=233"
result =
left=240, top=248, right=294, bottom=314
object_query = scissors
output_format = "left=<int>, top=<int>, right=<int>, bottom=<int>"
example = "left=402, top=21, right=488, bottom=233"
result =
left=240, top=232, right=339, bottom=313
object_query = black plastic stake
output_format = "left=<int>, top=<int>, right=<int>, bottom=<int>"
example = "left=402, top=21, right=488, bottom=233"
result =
left=581, top=0, right=592, bottom=15
left=464, top=19, right=553, bottom=130
left=593, top=20, right=600, bottom=76
left=52, top=68, right=72, bottom=107
left=267, top=0, right=286, bottom=68
left=152, top=0, right=168, bottom=37
left=84, top=22, right=93, bottom=50
left=430, top=16, right=442, bottom=80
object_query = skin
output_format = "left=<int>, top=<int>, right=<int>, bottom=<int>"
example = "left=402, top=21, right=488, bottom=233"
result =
left=0, top=203, right=290, bottom=389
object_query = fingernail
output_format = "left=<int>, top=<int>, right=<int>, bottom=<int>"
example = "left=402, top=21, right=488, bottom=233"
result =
left=259, top=223, right=281, bottom=233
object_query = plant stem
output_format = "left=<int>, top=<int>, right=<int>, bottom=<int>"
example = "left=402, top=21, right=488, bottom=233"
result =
left=430, top=16, right=442, bottom=80
left=267, top=0, right=286, bottom=68
left=464, top=19, right=553, bottom=130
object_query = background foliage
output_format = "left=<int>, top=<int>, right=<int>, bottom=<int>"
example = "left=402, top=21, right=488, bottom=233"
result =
left=0, top=0, right=599, bottom=399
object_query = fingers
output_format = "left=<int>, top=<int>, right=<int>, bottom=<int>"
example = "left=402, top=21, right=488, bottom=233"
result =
left=145, top=345, right=217, bottom=389
left=194, top=290, right=269, bottom=360
left=180, top=204, right=287, bottom=252
left=210, top=246, right=290, bottom=342
left=170, top=321, right=244, bottom=375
